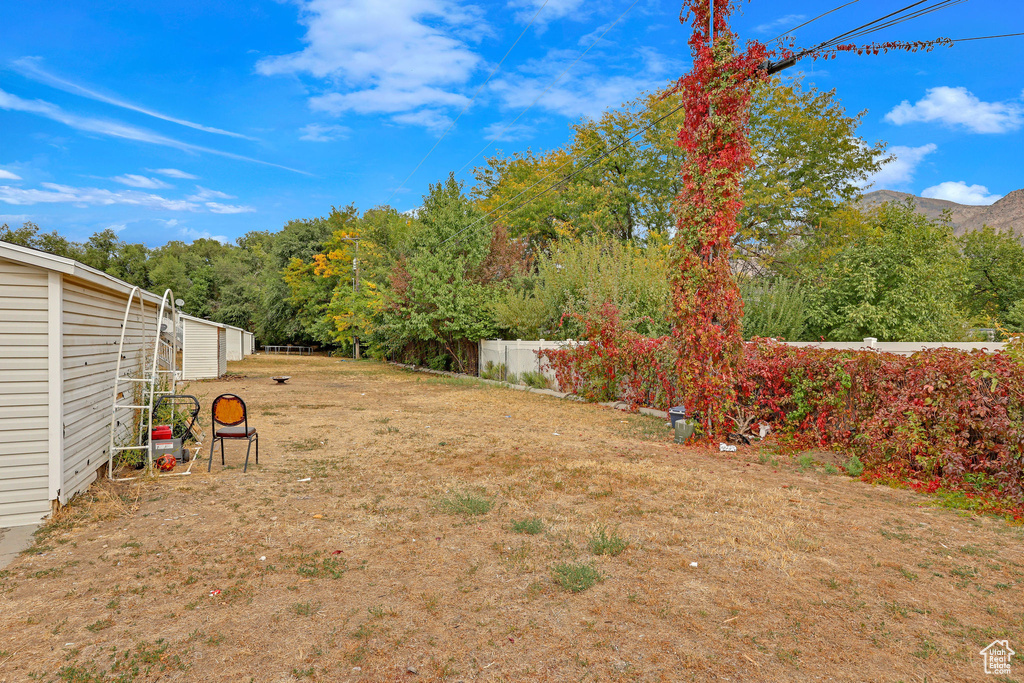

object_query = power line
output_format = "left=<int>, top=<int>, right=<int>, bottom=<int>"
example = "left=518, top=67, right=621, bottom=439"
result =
left=949, top=31, right=1024, bottom=42
left=767, top=0, right=968, bottom=72
left=768, top=0, right=863, bottom=44
left=380, top=0, right=552, bottom=208
left=814, top=0, right=966, bottom=51
left=453, top=0, right=642, bottom=178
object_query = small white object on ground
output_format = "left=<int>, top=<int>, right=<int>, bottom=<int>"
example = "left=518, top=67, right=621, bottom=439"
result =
left=719, top=443, right=737, bottom=452
left=297, top=477, right=311, bottom=482
left=690, top=562, right=698, bottom=568
left=259, top=556, right=266, bottom=561
left=553, top=432, right=560, bottom=436
left=759, top=424, right=771, bottom=438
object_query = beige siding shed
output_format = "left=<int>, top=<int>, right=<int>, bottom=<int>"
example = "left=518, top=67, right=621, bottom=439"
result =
left=180, top=314, right=226, bottom=380
left=243, top=331, right=255, bottom=355
left=226, top=326, right=244, bottom=362
left=0, top=241, right=163, bottom=527
left=0, top=257, right=52, bottom=526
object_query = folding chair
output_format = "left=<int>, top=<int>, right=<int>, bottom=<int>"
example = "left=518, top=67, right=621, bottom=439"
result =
left=208, top=394, right=259, bottom=473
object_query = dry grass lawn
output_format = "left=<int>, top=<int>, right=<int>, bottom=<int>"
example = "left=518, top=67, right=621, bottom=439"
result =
left=1, top=355, right=1021, bottom=682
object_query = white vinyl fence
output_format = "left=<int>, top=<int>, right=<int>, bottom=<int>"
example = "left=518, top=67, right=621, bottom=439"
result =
left=479, top=336, right=1007, bottom=384
left=782, top=338, right=1005, bottom=355
left=479, top=339, right=583, bottom=383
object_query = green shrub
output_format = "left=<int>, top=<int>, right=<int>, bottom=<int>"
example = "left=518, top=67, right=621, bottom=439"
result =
left=480, top=362, right=502, bottom=380
left=511, top=518, right=544, bottom=534
left=552, top=562, right=602, bottom=593
left=520, top=371, right=550, bottom=389
left=588, top=526, right=629, bottom=556
left=436, top=491, right=494, bottom=516
left=845, top=456, right=864, bottom=477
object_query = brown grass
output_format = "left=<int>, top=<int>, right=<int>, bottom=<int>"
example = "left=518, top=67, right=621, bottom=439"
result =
left=1, top=355, right=1022, bottom=682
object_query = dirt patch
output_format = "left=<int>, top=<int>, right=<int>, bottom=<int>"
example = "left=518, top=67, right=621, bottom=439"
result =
left=0, top=356, right=1021, bottom=682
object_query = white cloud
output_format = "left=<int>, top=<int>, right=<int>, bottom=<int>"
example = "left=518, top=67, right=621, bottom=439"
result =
left=178, top=225, right=229, bottom=243
left=112, top=174, right=173, bottom=189
left=921, top=181, right=1002, bottom=205
left=107, top=223, right=129, bottom=233
left=483, top=121, right=535, bottom=141
left=884, top=86, right=1023, bottom=134
left=256, top=0, right=485, bottom=127
left=0, top=87, right=309, bottom=174
left=205, top=202, right=255, bottom=214
left=490, top=48, right=675, bottom=120
left=391, top=108, right=453, bottom=132
left=509, top=0, right=585, bottom=30
left=0, top=182, right=199, bottom=211
left=753, top=14, right=806, bottom=34
left=863, top=143, right=937, bottom=188
left=298, top=123, right=351, bottom=141
left=150, top=168, right=199, bottom=180
left=12, top=57, right=256, bottom=140
left=187, top=186, right=236, bottom=201
left=310, top=87, right=469, bottom=116
left=0, top=169, right=22, bottom=181
left=0, top=214, right=31, bottom=224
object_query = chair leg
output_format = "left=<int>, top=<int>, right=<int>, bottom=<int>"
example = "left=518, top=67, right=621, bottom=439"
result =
left=208, top=438, right=216, bottom=472
left=243, top=438, right=252, bottom=473
left=221, top=438, right=225, bottom=466
left=255, top=434, right=259, bottom=465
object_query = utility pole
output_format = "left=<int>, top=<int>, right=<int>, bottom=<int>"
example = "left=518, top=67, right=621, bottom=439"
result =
left=339, top=236, right=361, bottom=359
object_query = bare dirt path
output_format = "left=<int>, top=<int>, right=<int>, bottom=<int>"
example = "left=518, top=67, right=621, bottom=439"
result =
left=0, top=356, right=1020, bottom=682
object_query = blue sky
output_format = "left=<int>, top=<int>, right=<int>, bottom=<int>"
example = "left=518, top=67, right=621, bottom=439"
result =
left=0, top=0, right=1021, bottom=246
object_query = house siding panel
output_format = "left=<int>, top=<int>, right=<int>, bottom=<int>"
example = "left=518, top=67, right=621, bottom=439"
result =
left=0, top=257, right=51, bottom=526
left=61, top=278, right=157, bottom=500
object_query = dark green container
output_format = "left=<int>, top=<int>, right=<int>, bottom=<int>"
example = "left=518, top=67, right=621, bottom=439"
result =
left=674, top=419, right=696, bottom=444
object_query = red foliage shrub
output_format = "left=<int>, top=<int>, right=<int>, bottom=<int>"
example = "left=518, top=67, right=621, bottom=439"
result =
left=740, top=339, right=1024, bottom=508
left=541, top=309, right=1024, bottom=512
left=538, top=303, right=680, bottom=410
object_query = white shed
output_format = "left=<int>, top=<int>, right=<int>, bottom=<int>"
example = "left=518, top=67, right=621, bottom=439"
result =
left=225, top=325, right=244, bottom=362
left=180, top=314, right=227, bottom=380
left=0, top=241, right=164, bottom=527
left=243, top=331, right=255, bottom=356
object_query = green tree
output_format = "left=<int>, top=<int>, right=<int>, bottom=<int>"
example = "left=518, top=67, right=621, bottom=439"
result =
left=739, top=277, right=808, bottom=340
left=492, top=236, right=670, bottom=339
left=803, top=202, right=968, bottom=341
left=374, top=175, right=522, bottom=370
left=958, top=226, right=1024, bottom=325
left=473, top=78, right=882, bottom=255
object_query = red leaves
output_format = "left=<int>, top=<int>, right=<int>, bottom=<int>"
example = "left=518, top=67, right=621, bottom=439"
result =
left=740, top=340, right=1024, bottom=507
left=669, top=0, right=768, bottom=439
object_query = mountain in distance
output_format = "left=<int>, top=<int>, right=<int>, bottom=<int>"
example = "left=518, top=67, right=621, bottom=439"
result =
left=859, top=188, right=1024, bottom=237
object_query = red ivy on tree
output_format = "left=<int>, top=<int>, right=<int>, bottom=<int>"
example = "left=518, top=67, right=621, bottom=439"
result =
left=668, top=0, right=767, bottom=438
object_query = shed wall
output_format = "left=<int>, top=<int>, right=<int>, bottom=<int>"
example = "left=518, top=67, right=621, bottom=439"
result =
left=226, top=327, right=243, bottom=361
left=0, top=257, right=51, bottom=526
left=61, top=278, right=157, bottom=501
left=182, top=319, right=220, bottom=380
left=218, top=328, right=227, bottom=376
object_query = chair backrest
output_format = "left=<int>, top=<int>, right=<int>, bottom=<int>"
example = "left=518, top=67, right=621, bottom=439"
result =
left=212, top=394, right=247, bottom=427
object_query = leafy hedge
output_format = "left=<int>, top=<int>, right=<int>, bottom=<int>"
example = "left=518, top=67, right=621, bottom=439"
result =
left=540, top=311, right=1024, bottom=515
left=740, top=340, right=1024, bottom=512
